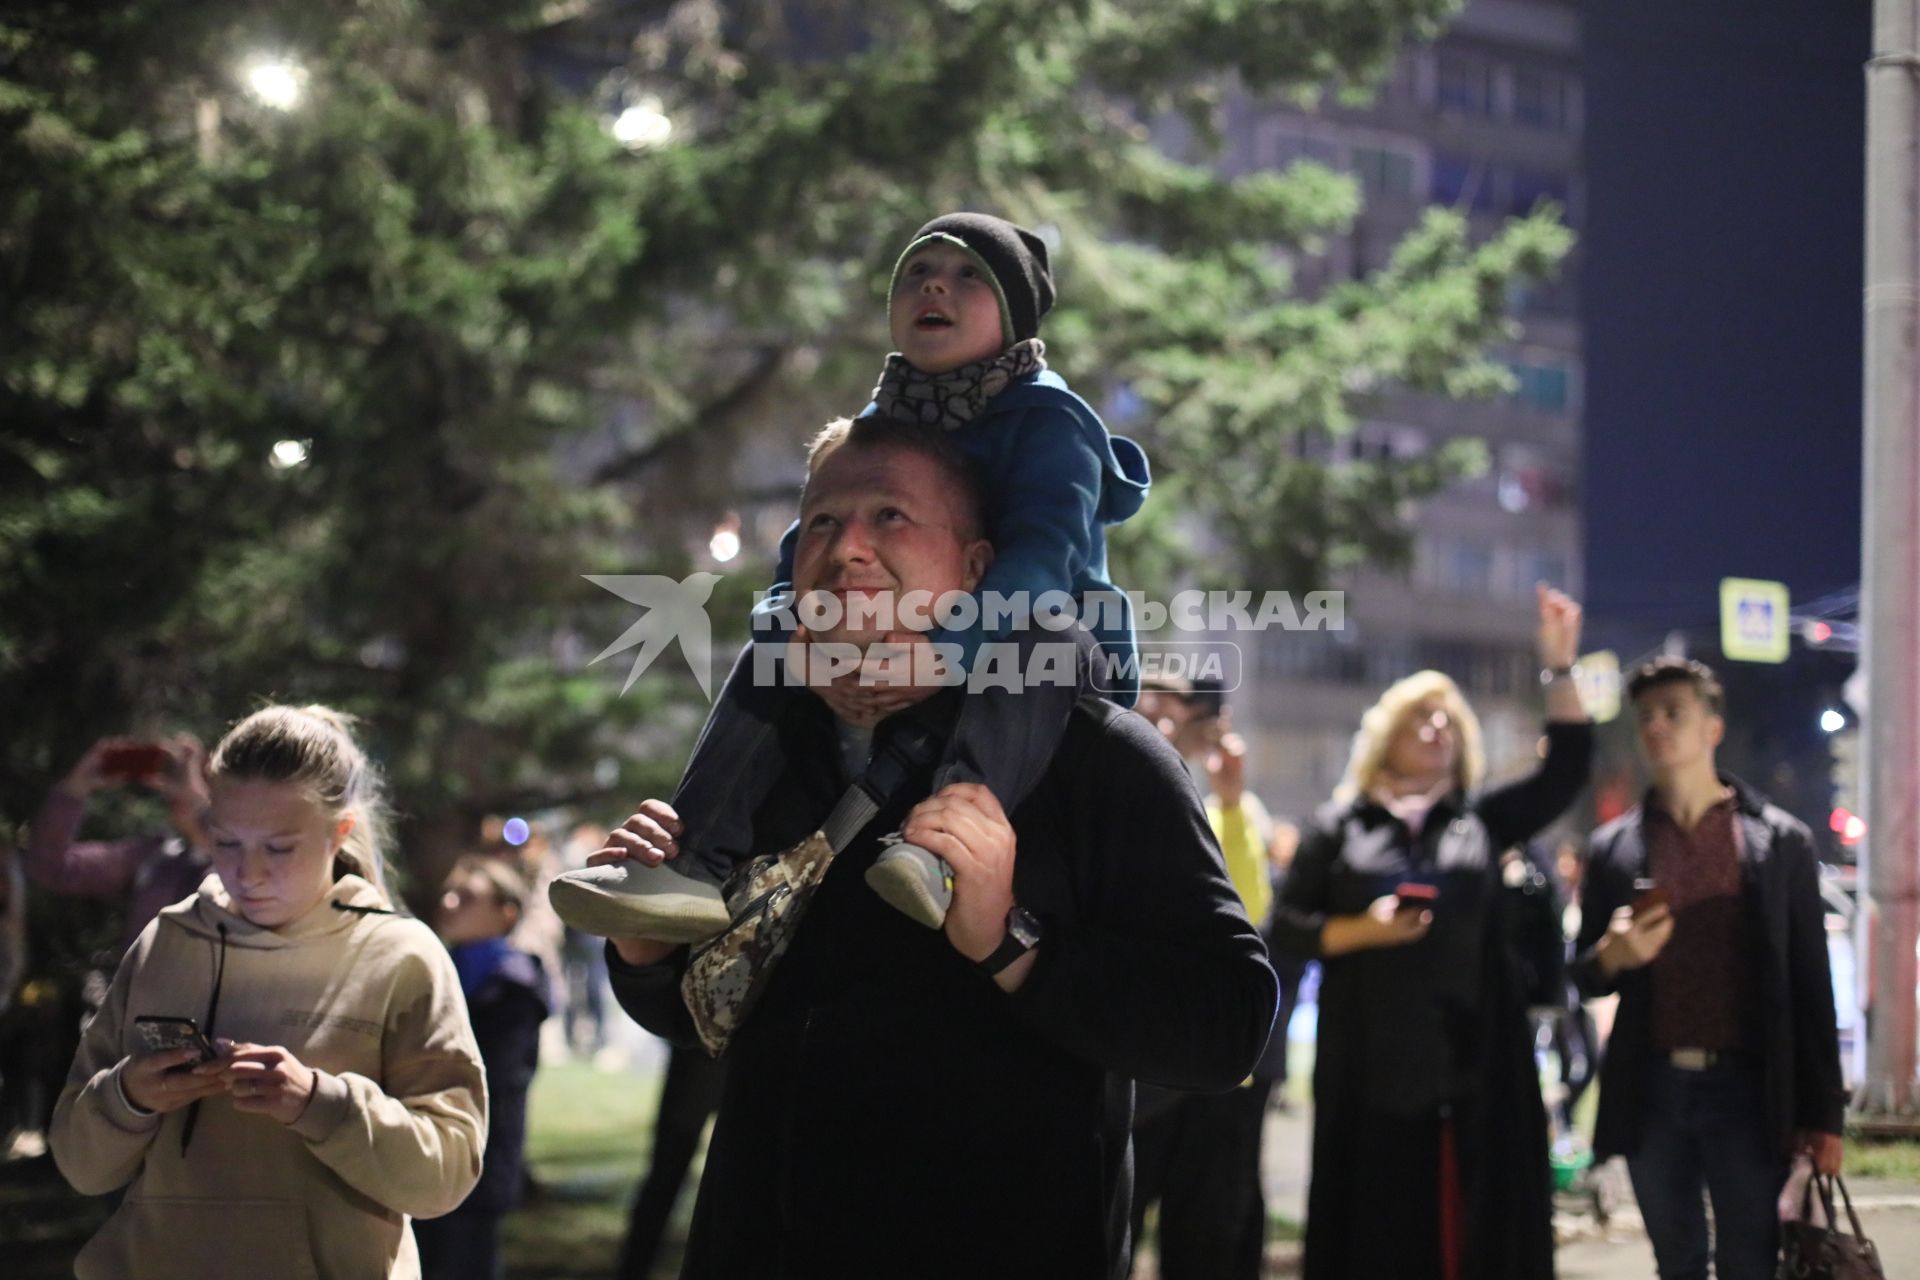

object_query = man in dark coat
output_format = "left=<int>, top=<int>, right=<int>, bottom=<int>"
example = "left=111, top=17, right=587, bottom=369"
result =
left=1572, top=657, right=1844, bottom=1280
left=592, top=421, right=1278, bottom=1279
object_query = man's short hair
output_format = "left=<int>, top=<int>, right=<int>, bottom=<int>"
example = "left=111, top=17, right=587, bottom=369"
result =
left=804, top=415, right=986, bottom=542
left=1626, top=656, right=1725, bottom=716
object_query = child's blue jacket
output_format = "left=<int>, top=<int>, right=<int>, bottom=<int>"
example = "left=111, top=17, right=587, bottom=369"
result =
left=759, top=370, right=1150, bottom=703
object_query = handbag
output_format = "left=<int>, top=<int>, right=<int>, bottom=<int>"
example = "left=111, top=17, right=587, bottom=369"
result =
left=680, top=718, right=944, bottom=1056
left=1778, top=1173, right=1885, bottom=1280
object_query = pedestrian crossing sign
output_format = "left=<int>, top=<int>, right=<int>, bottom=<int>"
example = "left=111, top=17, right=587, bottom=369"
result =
left=1573, top=650, right=1621, bottom=723
left=1719, top=578, right=1790, bottom=663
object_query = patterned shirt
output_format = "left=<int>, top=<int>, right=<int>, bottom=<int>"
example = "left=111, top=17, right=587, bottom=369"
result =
left=1646, top=792, right=1759, bottom=1052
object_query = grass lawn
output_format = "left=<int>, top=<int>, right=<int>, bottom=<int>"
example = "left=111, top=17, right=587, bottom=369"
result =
left=1845, top=1135, right=1920, bottom=1183
left=505, top=1060, right=673, bottom=1280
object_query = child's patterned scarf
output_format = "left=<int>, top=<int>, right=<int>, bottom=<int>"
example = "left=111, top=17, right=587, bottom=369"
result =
left=868, top=338, right=1048, bottom=431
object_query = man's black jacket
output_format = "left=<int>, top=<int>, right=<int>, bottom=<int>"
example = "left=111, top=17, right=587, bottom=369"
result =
left=607, top=692, right=1278, bottom=1280
left=1572, top=775, right=1845, bottom=1160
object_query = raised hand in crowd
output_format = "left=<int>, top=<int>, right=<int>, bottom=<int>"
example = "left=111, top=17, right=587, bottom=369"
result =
left=1205, top=711, right=1247, bottom=810
left=56, top=734, right=211, bottom=837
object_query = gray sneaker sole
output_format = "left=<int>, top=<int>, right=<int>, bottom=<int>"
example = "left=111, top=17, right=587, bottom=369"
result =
left=864, top=855, right=950, bottom=930
left=548, top=867, right=730, bottom=944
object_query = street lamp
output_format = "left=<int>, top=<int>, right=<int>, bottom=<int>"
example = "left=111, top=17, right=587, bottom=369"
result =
left=242, top=56, right=307, bottom=111
left=1821, top=707, right=1847, bottom=734
left=709, top=516, right=741, bottom=563
left=611, top=97, right=673, bottom=150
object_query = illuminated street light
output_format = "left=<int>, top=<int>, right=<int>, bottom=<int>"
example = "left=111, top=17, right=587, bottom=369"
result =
left=611, top=97, right=673, bottom=150
left=709, top=516, right=741, bottom=563
left=242, top=56, right=306, bottom=111
left=269, top=439, right=310, bottom=470
left=1820, top=707, right=1847, bottom=734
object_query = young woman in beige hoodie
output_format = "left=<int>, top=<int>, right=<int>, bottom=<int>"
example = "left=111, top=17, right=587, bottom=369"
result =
left=52, top=705, right=488, bottom=1280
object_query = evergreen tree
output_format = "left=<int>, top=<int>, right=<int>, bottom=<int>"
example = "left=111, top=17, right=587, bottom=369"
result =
left=0, top=0, right=1568, bottom=883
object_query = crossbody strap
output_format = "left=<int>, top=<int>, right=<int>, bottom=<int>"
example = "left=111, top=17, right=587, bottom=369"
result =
left=821, top=718, right=945, bottom=855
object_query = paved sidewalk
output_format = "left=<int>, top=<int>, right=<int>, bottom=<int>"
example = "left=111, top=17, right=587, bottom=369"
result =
left=1258, top=1104, right=1920, bottom=1279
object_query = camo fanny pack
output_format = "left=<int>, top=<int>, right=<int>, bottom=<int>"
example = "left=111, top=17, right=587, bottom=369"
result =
left=681, top=831, right=836, bottom=1055
left=680, top=718, right=944, bottom=1056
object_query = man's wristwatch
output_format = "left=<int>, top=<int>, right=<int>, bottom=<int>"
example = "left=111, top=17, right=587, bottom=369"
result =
left=1539, top=664, right=1574, bottom=687
left=976, top=905, right=1043, bottom=977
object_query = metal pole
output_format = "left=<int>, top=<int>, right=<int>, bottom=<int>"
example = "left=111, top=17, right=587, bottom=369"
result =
left=1858, top=0, right=1920, bottom=1117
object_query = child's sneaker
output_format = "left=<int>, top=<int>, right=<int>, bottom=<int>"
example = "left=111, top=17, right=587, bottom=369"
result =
left=548, top=860, right=729, bottom=944
left=864, top=837, right=953, bottom=929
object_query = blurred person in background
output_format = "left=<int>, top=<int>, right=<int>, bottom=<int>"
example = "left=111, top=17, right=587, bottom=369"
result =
left=0, top=840, right=23, bottom=1015
left=616, top=1042, right=726, bottom=1280
left=1272, top=586, right=1592, bottom=1280
left=1264, top=819, right=1309, bottom=1111
left=420, top=855, right=550, bottom=1280
left=1572, top=657, right=1843, bottom=1280
left=478, top=815, right=567, bottom=1012
left=26, top=735, right=213, bottom=954
left=1548, top=839, right=1598, bottom=1143
left=1129, top=679, right=1284, bottom=1280
left=9, top=734, right=214, bottom=1154
left=560, top=821, right=613, bottom=1059
left=0, top=839, right=28, bottom=1152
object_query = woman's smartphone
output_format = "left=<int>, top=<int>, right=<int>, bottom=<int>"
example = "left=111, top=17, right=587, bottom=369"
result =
left=1394, top=882, right=1440, bottom=912
left=133, top=1016, right=215, bottom=1069
left=101, top=743, right=170, bottom=780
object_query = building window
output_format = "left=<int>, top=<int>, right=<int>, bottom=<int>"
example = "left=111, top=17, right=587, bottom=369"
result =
left=1508, top=361, right=1572, bottom=414
left=1422, top=539, right=1495, bottom=595
left=1447, top=544, right=1494, bottom=593
left=1516, top=551, right=1571, bottom=595
left=1431, top=153, right=1496, bottom=212
left=1436, top=54, right=1497, bottom=117
left=1513, top=68, right=1570, bottom=131
left=1352, top=145, right=1417, bottom=200
left=1264, top=127, right=1341, bottom=171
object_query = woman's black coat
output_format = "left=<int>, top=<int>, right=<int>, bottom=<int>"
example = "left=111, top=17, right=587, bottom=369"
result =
left=1273, top=721, right=1592, bottom=1280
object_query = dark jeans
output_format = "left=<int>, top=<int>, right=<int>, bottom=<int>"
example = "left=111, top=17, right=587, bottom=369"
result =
left=617, top=1046, right=728, bottom=1280
left=670, top=629, right=1096, bottom=885
left=1130, top=1083, right=1272, bottom=1280
left=1626, top=1056, right=1789, bottom=1280
left=1552, top=998, right=1598, bottom=1130
left=415, top=1201, right=502, bottom=1280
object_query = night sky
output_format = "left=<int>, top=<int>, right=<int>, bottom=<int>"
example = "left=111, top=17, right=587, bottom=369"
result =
left=1582, top=0, right=1871, bottom=656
